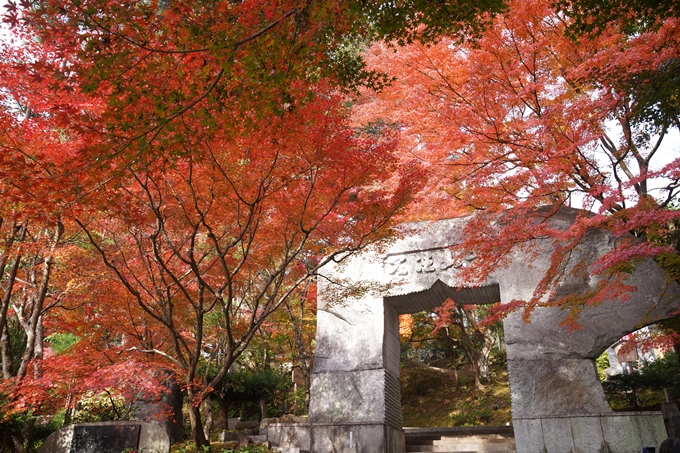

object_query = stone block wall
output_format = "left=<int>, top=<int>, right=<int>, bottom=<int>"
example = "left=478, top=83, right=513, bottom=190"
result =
left=267, top=422, right=404, bottom=453
left=513, top=413, right=667, bottom=453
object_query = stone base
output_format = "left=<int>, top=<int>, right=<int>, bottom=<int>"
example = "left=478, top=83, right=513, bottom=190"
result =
left=268, top=422, right=404, bottom=453
left=513, top=412, right=667, bottom=453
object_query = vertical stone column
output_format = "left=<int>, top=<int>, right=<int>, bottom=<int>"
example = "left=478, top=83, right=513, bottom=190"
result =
left=308, top=294, right=405, bottom=452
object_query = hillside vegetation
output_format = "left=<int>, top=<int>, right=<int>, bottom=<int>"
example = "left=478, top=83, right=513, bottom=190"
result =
left=400, top=358, right=511, bottom=427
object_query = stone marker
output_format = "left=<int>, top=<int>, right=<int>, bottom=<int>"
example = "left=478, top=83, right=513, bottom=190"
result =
left=132, top=372, right=184, bottom=444
left=39, top=421, right=170, bottom=453
left=70, top=424, right=140, bottom=453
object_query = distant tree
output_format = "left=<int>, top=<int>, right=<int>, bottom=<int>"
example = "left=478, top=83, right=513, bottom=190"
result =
left=433, top=300, right=502, bottom=389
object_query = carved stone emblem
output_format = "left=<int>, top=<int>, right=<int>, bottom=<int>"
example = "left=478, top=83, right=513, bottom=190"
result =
left=385, top=248, right=474, bottom=276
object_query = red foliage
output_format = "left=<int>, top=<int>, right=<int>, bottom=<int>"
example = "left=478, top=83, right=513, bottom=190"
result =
left=357, top=0, right=680, bottom=322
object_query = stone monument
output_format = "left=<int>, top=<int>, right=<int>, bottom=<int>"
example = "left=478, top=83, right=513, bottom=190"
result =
left=268, top=207, right=680, bottom=453
left=38, top=421, right=170, bottom=453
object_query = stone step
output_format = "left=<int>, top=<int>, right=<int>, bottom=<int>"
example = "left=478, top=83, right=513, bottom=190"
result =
left=406, top=445, right=517, bottom=453
left=406, top=446, right=516, bottom=453
left=404, top=426, right=515, bottom=453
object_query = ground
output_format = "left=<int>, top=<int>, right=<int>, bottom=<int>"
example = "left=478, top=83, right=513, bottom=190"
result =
left=400, top=358, right=512, bottom=427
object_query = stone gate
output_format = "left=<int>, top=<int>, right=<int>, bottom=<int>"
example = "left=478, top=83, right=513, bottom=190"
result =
left=270, top=208, right=680, bottom=453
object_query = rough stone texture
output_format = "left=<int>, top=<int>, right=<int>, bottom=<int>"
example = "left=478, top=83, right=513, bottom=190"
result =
left=633, top=413, right=669, bottom=449
left=571, top=417, right=606, bottom=452
left=309, top=369, right=386, bottom=424
left=228, top=417, right=241, bottom=430
left=235, top=420, right=260, bottom=430
left=300, top=208, right=680, bottom=452
left=510, top=413, right=666, bottom=453
left=508, top=357, right=610, bottom=417
left=541, top=418, right=573, bottom=453
left=513, top=419, right=545, bottom=453
left=247, top=435, right=268, bottom=443
left=131, top=372, right=184, bottom=444
left=268, top=423, right=403, bottom=453
left=38, top=421, right=170, bottom=453
left=219, top=430, right=244, bottom=442
left=268, top=423, right=312, bottom=451
left=601, top=415, right=639, bottom=452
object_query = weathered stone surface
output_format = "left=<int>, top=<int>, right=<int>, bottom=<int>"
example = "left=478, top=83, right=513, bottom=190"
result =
left=308, top=424, right=389, bottom=453
left=227, top=417, right=240, bottom=430
left=219, top=431, right=245, bottom=442
left=571, top=417, right=605, bottom=452
left=633, top=412, right=669, bottom=449
left=309, top=369, right=385, bottom=424
left=268, top=423, right=311, bottom=451
left=235, top=420, right=260, bottom=430
left=38, top=421, right=170, bottom=453
left=508, top=357, right=610, bottom=417
left=510, top=414, right=666, bottom=453
left=131, top=371, right=183, bottom=444
left=601, top=414, right=640, bottom=452
left=299, top=208, right=680, bottom=452
left=70, top=424, right=140, bottom=453
left=248, top=435, right=268, bottom=443
left=512, top=419, right=545, bottom=453
left=238, top=436, right=253, bottom=448
left=540, top=418, right=573, bottom=453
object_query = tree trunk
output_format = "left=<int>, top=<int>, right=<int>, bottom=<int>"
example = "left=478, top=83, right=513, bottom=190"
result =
left=0, top=251, right=22, bottom=379
left=188, top=389, right=210, bottom=451
left=259, top=399, right=267, bottom=420
left=217, top=396, right=231, bottom=431
left=33, top=318, right=44, bottom=378
left=218, top=399, right=230, bottom=430
left=0, top=328, right=13, bottom=379
left=202, top=395, right=214, bottom=440
left=17, top=222, right=62, bottom=380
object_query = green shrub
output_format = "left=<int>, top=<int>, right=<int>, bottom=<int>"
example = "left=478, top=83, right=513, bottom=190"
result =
left=602, top=352, right=680, bottom=410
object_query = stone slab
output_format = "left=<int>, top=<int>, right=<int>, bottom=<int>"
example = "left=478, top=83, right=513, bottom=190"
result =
left=310, top=424, right=387, bottom=453
left=540, top=417, right=574, bottom=453
left=512, top=418, right=545, bottom=453
left=571, top=417, right=605, bottom=453
left=267, top=423, right=311, bottom=452
left=228, top=417, right=241, bottom=430
left=71, top=424, right=139, bottom=453
left=601, top=414, right=640, bottom=453
left=309, top=369, right=385, bottom=423
left=632, top=412, right=668, bottom=450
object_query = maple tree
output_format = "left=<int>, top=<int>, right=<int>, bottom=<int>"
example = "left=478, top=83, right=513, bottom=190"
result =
left=71, top=87, right=420, bottom=446
left=0, top=0, right=505, bottom=447
left=356, top=0, right=680, bottom=326
left=557, top=0, right=680, bottom=37
left=6, top=0, right=679, bottom=448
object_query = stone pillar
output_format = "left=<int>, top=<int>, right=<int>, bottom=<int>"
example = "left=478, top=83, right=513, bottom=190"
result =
left=494, top=225, right=680, bottom=452
left=307, top=285, right=405, bottom=453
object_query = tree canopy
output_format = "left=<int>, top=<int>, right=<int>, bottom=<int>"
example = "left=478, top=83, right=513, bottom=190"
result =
left=356, top=0, right=680, bottom=325
left=1, top=0, right=680, bottom=449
